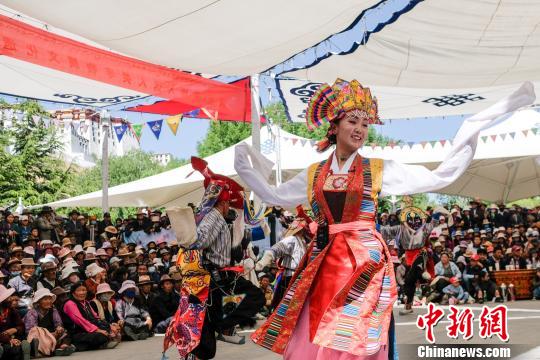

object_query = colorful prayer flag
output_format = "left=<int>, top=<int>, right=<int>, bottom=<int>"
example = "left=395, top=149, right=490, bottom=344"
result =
left=147, top=119, right=163, bottom=140
left=165, top=114, right=182, bottom=135
left=131, top=123, right=144, bottom=142
left=114, top=124, right=128, bottom=142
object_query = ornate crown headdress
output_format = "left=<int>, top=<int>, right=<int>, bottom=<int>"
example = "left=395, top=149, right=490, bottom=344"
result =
left=306, top=78, right=381, bottom=130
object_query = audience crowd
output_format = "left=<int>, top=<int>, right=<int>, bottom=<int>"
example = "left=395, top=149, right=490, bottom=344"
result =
left=0, top=199, right=539, bottom=359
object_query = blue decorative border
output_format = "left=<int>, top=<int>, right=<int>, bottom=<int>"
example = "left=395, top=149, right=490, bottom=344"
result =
left=270, top=0, right=423, bottom=122
left=263, top=0, right=423, bottom=77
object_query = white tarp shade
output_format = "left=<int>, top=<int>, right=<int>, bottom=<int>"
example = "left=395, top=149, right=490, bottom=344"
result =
left=41, top=110, right=540, bottom=209
left=0, top=55, right=148, bottom=107
left=0, top=0, right=380, bottom=76
left=286, top=0, right=540, bottom=88
left=276, top=78, right=540, bottom=121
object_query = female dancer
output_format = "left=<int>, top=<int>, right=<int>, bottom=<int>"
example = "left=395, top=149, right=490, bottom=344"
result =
left=234, top=79, right=534, bottom=359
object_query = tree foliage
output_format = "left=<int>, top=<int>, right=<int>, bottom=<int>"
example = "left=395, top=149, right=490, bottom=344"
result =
left=197, top=121, right=252, bottom=157
left=0, top=100, right=69, bottom=206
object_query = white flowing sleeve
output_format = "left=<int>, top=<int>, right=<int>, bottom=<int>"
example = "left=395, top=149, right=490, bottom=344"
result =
left=234, top=142, right=309, bottom=208
left=381, top=82, right=536, bottom=196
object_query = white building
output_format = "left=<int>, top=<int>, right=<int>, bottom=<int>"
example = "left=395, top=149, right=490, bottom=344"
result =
left=151, top=153, right=172, bottom=166
left=1, top=108, right=140, bottom=168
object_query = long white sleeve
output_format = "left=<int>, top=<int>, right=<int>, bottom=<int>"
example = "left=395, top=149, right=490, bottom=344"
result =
left=381, top=82, right=536, bottom=196
left=234, top=142, right=309, bottom=208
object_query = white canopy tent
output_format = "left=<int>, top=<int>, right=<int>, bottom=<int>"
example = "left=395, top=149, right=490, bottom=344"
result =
left=40, top=109, right=540, bottom=209
left=0, top=1, right=380, bottom=76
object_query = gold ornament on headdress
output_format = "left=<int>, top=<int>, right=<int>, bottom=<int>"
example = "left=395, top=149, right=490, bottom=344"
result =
left=399, top=196, right=427, bottom=223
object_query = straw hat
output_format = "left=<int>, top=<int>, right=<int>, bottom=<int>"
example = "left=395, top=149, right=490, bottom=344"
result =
left=83, top=240, right=95, bottom=250
left=40, top=262, right=57, bottom=272
left=101, top=242, right=112, bottom=250
left=109, top=256, right=122, bottom=265
left=84, top=252, right=97, bottom=262
left=10, top=246, right=23, bottom=254
left=85, top=263, right=105, bottom=278
left=23, top=246, right=35, bottom=256
left=96, top=248, right=108, bottom=257
left=96, top=283, right=115, bottom=296
left=137, top=275, right=153, bottom=286
left=159, top=274, right=173, bottom=284
left=104, top=226, right=118, bottom=234
left=62, top=238, right=73, bottom=247
left=118, top=280, right=137, bottom=294
left=58, top=247, right=72, bottom=259
left=33, top=288, right=56, bottom=305
left=20, top=258, right=38, bottom=267
left=0, top=285, right=15, bottom=304
left=61, top=266, right=79, bottom=281
left=117, top=248, right=132, bottom=257
left=73, top=245, right=84, bottom=255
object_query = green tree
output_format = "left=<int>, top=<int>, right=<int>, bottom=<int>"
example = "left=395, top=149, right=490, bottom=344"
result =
left=264, top=102, right=396, bottom=146
left=197, top=121, right=251, bottom=157
left=0, top=100, right=70, bottom=206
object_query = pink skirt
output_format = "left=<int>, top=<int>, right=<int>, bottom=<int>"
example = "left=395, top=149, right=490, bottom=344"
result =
left=284, top=299, right=389, bottom=360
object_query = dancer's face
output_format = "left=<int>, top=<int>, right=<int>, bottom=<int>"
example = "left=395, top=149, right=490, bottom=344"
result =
left=335, top=111, right=369, bottom=152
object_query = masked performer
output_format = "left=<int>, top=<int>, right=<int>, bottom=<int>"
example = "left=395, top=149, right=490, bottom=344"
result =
left=379, top=203, right=435, bottom=315
left=256, top=206, right=313, bottom=309
left=234, top=79, right=534, bottom=359
left=164, top=157, right=265, bottom=360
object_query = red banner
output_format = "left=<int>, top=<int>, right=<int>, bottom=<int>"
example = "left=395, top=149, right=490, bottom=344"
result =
left=0, top=14, right=250, bottom=120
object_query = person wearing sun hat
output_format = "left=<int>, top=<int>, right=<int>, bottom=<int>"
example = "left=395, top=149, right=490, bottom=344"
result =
left=150, top=275, right=179, bottom=334
left=136, top=275, right=155, bottom=312
left=37, top=261, right=59, bottom=291
left=90, top=283, right=122, bottom=344
left=24, top=288, right=76, bottom=356
left=115, top=280, right=152, bottom=341
left=62, top=281, right=116, bottom=351
left=0, top=284, right=33, bottom=360
left=8, top=258, right=38, bottom=316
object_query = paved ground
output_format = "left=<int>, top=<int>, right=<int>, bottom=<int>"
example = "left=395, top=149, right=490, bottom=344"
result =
left=68, top=300, right=540, bottom=359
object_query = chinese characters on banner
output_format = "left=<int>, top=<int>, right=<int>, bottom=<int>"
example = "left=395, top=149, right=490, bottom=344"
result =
left=417, top=304, right=509, bottom=343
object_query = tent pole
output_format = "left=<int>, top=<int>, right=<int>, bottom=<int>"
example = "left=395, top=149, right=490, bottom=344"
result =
left=100, top=110, right=110, bottom=213
left=250, top=74, right=261, bottom=152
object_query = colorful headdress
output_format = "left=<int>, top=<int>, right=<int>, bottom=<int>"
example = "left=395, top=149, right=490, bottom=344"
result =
left=306, top=79, right=381, bottom=129
left=191, top=157, right=244, bottom=224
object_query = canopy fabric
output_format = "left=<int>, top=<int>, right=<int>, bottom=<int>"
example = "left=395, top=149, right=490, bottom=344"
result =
left=39, top=110, right=540, bottom=209
left=282, top=0, right=540, bottom=87
left=0, top=12, right=249, bottom=117
left=276, top=78, right=540, bottom=122
left=0, top=0, right=381, bottom=76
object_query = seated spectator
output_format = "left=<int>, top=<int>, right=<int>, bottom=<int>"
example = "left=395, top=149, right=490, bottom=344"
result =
left=463, top=254, right=488, bottom=302
left=532, top=268, right=540, bottom=300
left=62, top=282, right=117, bottom=351
left=60, top=266, right=80, bottom=292
left=136, top=275, right=156, bottom=311
left=90, top=283, right=122, bottom=344
left=257, top=273, right=273, bottom=317
left=115, top=280, right=152, bottom=341
left=150, top=275, right=179, bottom=333
left=24, top=288, right=76, bottom=356
left=37, top=261, right=59, bottom=291
left=8, top=258, right=38, bottom=316
left=0, top=285, right=32, bottom=360
left=84, top=263, right=106, bottom=300
left=504, top=245, right=528, bottom=269
left=442, top=277, right=473, bottom=305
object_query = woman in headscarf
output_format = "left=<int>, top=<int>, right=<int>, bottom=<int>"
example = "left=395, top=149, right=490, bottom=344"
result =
left=234, top=79, right=534, bottom=359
